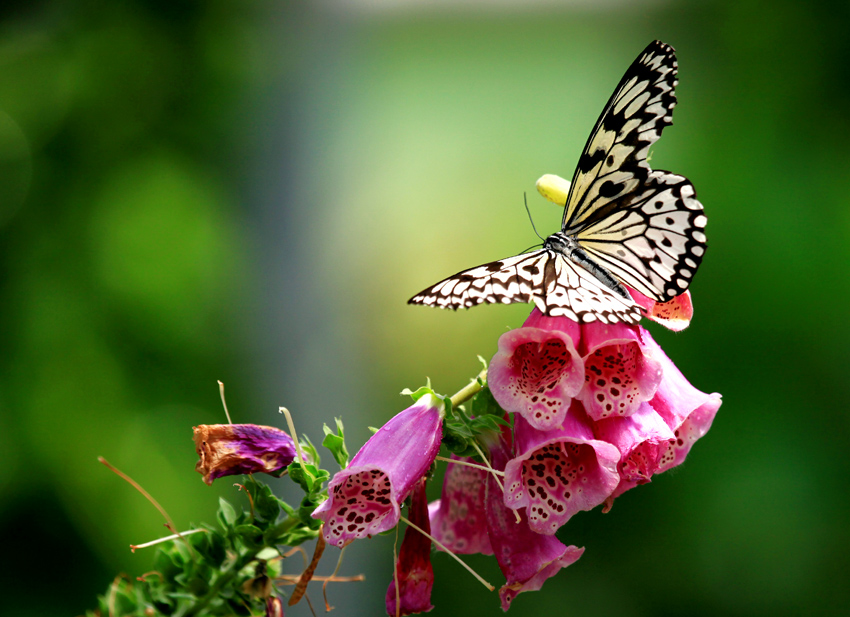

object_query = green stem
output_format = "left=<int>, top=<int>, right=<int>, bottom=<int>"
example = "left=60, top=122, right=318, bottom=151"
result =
left=450, top=368, right=488, bottom=409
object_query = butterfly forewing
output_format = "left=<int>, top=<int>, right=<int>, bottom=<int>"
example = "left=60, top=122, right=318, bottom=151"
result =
left=562, top=41, right=678, bottom=232
left=562, top=40, right=706, bottom=302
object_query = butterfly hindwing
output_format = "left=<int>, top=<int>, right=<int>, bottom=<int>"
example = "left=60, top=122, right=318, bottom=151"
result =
left=576, top=170, right=706, bottom=301
left=407, top=251, right=642, bottom=324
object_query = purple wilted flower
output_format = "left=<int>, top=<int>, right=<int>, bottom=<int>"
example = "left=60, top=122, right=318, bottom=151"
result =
left=503, top=405, right=620, bottom=534
left=486, top=430, right=584, bottom=611
left=193, top=424, right=298, bottom=486
left=313, top=391, right=444, bottom=548
left=428, top=455, right=493, bottom=555
left=386, top=478, right=435, bottom=616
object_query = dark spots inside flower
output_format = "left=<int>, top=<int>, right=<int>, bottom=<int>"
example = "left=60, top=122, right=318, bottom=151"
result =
left=611, top=387, right=620, bottom=396
left=531, top=396, right=538, bottom=402
left=365, top=513, right=375, bottom=522
left=346, top=511, right=358, bottom=522
left=597, top=379, right=606, bottom=387
left=546, top=477, right=556, bottom=488
left=338, top=507, right=348, bottom=515
left=355, top=516, right=364, bottom=524
left=597, top=393, right=605, bottom=402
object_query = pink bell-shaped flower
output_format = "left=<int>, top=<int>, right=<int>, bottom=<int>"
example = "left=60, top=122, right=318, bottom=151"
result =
left=313, top=391, right=444, bottom=548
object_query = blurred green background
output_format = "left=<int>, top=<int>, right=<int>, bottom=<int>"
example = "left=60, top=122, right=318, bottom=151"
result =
left=1, top=1, right=848, bottom=616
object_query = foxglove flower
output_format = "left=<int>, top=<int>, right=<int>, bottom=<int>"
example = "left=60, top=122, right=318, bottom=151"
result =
left=313, top=391, right=444, bottom=548
left=488, top=314, right=584, bottom=431
left=489, top=308, right=663, bottom=428
left=592, top=321, right=721, bottom=506
left=386, top=478, right=435, bottom=616
left=428, top=455, right=493, bottom=555
left=193, top=424, right=298, bottom=486
left=593, top=403, right=677, bottom=503
left=503, top=406, right=620, bottom=534
left=486, top=431, right=584, bottom=611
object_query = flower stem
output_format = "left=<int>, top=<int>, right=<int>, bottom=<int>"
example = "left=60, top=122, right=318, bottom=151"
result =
left=435, top=456, right=504, bottom=476
left=399, top=514, right=494, bottom=592
left=470, top=442, right=520, bottom=524
left=450, top=368, right=488, bottom=409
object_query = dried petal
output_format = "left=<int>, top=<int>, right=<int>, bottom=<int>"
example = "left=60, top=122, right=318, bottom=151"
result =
left=193, top=424, right=297, bottom=486
left=629, top=288, right=694, bottom=331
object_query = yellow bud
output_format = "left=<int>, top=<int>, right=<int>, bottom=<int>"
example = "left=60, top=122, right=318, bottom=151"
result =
left=536, top=174, right=572, bottom=207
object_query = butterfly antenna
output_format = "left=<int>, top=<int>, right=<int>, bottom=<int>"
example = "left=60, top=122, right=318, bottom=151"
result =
left=524, top=192, right=545, bottom=241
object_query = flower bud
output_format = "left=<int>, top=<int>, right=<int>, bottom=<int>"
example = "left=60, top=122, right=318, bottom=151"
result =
left=536, top=173, right=572, bottom=206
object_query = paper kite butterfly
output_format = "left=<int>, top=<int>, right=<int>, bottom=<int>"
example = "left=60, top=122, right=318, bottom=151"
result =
left=408, top=40, right=707, bottom=324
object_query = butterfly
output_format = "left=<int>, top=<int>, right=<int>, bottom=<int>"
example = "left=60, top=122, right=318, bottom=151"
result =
left=408, top=40, right=707, bottom=324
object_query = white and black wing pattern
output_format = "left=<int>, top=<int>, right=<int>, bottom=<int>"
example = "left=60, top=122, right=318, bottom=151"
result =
left=576, top=172, right=706, bottom=301
left=408, top=251, right=642, bottom=324
left=561, top=40, right=707, bottom=302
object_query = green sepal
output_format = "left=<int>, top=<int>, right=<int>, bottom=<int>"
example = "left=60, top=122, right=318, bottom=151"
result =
left=401, top=382, right=446, bottom=405
left=443, top=385, right=509, bottom=457
left=322, top=418, right=349, bottom=469
left=288, top=459, right=330, bottom=494
left=300, top=434, right=321, bottom=468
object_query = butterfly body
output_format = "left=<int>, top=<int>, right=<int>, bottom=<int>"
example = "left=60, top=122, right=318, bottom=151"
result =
left=543, top=231, right=631, bottom=301
left=408, top=41, right=707, bottom=325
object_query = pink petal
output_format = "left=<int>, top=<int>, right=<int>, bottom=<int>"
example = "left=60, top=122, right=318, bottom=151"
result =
left=504, top=405, right=620, bottom=534
left=489, top=310, right=584, bottom=431
left=576, top=323, right=663, bottom=421
left=640, top=334, right=722, bottom=473
left=313, top=395, right=443, bottom=548
left=486, top=433, right=584, bottom=611
left=428, top=456, right=493, bottom=555
left=593, top=403, right=676, bottom=507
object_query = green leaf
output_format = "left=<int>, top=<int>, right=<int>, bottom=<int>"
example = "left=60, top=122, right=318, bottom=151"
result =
left=235, top=524, right=264, bottom=548
left=322, top=417, right=349, bottom=469
left=217, top=497, right=238, bottom=529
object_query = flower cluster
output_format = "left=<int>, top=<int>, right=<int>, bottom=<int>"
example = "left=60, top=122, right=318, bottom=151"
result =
left=313, top=293, right=720, bottom=614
